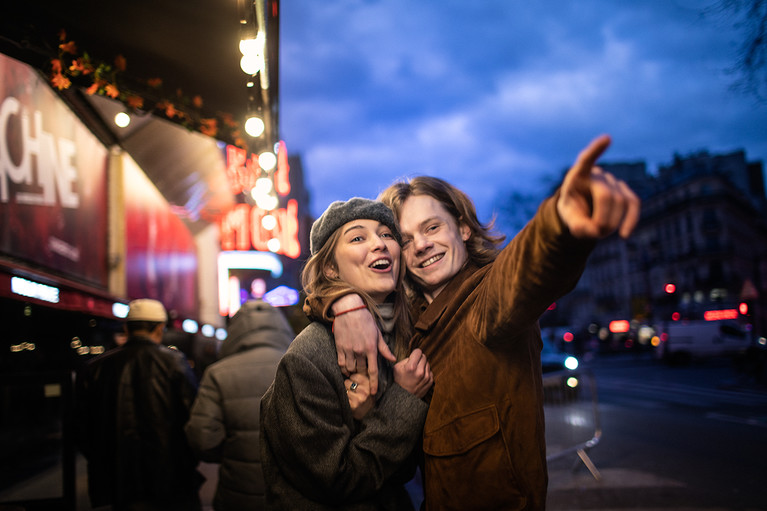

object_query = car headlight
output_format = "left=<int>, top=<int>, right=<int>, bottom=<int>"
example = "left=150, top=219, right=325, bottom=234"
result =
left=564, top=356, right=579, bottom=370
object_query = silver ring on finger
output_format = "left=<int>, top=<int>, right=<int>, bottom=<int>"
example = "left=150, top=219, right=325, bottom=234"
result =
left=349, top=381, right=358, bottom=392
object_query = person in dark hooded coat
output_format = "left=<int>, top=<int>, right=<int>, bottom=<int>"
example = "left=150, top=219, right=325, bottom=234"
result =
left=185, top=300, right=294, bottom=511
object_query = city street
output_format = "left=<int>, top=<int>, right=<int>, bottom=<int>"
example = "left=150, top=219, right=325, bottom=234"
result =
left=546, top=352, right=767, bottom=511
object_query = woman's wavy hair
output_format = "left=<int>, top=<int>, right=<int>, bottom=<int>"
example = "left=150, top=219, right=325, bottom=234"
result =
left=379, top=176, right=506, bottom=290
left=301, top=226, right=412, bottom=360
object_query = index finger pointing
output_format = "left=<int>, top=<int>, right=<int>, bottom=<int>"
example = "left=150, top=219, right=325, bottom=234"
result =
left=573, top=134, right=612, bottom=177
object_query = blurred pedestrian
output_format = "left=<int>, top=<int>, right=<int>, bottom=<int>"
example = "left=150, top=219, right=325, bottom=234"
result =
left=326, top=135, right=640, bottom=510
left=76, top=298, right=203, bottom=511
left=260, top=198, right=433, bottom=510
left=185, top=300, right=294, bottom=510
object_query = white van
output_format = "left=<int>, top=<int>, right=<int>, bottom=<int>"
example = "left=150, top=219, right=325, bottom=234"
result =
left=654, top=319, right=750, bottom=364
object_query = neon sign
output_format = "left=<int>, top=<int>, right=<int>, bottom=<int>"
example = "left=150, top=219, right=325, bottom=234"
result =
left=220, top=199, right=300, bottom=258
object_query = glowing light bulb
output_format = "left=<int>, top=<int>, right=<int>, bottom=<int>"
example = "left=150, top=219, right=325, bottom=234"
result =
left=261, top=214, right=277, bottom=230
left=258, top=151, right=277, bottom=171
left=114, top=112, right=131, bottom=128
left=245, top=116, right=265, bottom=137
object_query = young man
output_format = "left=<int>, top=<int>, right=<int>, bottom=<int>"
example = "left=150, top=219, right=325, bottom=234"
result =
left=322, top=135, right=640, bottom=510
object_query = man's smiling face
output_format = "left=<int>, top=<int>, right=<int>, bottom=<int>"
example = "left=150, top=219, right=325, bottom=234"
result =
left=398, top=194, right=470, bottom=303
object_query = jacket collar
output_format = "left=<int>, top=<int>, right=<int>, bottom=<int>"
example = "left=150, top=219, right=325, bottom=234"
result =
left=413, top=261, right=481, bottom=333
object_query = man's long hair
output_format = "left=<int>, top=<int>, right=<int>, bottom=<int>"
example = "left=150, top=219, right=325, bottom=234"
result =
left=379, top=176, right=506, bottom=293
left=301, top=228, right=413, bottom=360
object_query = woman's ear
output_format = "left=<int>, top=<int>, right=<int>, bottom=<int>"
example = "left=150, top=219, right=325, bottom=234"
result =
left=324, top=264, right=338, bottom=279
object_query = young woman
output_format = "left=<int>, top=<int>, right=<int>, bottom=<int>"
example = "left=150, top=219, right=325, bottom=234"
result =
left=260, top=197, right=433, bottom=510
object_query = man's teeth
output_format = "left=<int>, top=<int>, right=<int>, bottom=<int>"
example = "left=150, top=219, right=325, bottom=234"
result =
left=421, top=255, right=443, bottom=268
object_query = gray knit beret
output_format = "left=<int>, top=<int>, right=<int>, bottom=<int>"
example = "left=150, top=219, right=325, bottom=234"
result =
left=310, top=197, right=401, bottom=255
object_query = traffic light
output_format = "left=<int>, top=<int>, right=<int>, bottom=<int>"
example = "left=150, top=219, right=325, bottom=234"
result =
left=738, top=302, right=749, bottom=316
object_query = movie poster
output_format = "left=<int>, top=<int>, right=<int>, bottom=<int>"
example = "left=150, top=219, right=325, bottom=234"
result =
left=0, top=53, right=108, bottom=286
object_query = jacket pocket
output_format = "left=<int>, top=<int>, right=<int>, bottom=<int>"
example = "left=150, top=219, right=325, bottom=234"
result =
left=422, top=404, right=499, bottom=456
left=421, top=405, right=526, bottom=510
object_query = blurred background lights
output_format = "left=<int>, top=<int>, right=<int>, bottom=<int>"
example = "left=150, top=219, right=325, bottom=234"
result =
left=245, top=116, right=265, bottom=137
left=201, top=324, right=215, bottom=337
left=114, top=112, right=131, bottom=128
left=267, top=238, right=281, bottom=252
left=261, top=214, right=277, bottom=230
left=258, top=151, right=276, bottom=170
left=254, top=177, right=273, bottom=194
left=112, top=302, right=129, bottom=318
left=182, top=319, right=199, bottom=334
left=254, top=193, right=278, bottom=211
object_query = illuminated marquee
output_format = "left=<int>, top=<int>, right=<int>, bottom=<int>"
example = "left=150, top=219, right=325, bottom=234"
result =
left=220, top=199, right=300, bottom=259
left=220, top=142, right=300, bottom=259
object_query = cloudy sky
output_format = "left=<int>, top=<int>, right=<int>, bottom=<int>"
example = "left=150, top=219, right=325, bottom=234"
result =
left=278, top=0, right=766, bottom=231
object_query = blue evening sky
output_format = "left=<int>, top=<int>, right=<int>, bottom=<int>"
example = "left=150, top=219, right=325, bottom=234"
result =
left=278, top=0, right=767, bottom=229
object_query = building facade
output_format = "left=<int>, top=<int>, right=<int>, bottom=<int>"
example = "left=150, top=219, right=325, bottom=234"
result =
left=549, top=149, right=767, bottom=350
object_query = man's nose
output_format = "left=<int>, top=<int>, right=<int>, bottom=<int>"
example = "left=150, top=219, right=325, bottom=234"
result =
left=412, top=233, right=431, bottom=253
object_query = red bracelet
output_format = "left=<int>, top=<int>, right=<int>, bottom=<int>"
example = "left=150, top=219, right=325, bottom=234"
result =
left=331, top=305, right=367, bottom=333
left=334, top=305, right=368, bottom=318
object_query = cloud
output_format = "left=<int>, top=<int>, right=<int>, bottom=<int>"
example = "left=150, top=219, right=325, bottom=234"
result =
left=280, top=1, right=767, bottom=225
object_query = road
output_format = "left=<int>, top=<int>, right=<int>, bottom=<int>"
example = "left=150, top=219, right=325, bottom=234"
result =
left=545, top=352, right=767, bottom=510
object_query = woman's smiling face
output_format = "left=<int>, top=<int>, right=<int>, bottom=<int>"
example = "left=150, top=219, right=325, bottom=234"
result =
left=331, top=219, right=401, bottom=304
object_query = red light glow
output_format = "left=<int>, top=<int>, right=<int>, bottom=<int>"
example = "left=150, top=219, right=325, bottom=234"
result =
left=563, top=331, right=574, bottom=342
left=739, top=302, right=749, bottom=315
left=704, top=309, right=738, bottom=321
left=609, top=320, right=630, bottom=333
left=664, top=283, right=676, bottom=293
left=671, top=312, right=681, bottom=321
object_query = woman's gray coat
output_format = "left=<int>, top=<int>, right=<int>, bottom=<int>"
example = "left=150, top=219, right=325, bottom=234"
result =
left=260, top=321, right=429, bottom=510
left=185, top=300, right=294, bottom=511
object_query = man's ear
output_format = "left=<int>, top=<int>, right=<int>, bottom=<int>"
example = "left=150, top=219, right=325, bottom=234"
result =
left=459, top=222, right=471, bottom=242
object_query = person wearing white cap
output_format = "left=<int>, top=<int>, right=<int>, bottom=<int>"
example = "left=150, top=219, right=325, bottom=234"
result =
left=259, top=198, right=433, bottom=510
left=76, top=298, right=204, bottom=511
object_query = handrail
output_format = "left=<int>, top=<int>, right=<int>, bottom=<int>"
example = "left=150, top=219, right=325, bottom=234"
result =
left=543, top=368, right=602, bottom=480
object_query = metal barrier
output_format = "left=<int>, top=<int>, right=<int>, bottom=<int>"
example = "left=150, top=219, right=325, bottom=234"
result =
left=543, top=368, right=602, bottom=480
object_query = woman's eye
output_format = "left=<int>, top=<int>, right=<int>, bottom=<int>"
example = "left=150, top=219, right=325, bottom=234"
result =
left=380, top=232, right=393, bottom=238
left=350, top=236, right=363, bottom=242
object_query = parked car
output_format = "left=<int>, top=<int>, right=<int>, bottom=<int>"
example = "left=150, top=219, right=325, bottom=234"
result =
left=654, top=319, right=750, bottom=365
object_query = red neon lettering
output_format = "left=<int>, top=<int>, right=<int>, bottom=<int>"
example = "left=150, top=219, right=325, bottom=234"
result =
left=274, top=140, right=291, bottom=196
left=219, top=200, right=301, bottom=259
left=220, top=204, right=251, bottom=251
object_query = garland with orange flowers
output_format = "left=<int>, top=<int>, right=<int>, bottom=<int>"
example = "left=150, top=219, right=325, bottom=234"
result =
left=48, top=30, right=246, bottom=149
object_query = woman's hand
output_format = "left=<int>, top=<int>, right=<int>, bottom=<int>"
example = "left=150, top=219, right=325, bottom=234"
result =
left=345, top=373, right=375, bottom=420
left=393, top=349, right=434, bottom=399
